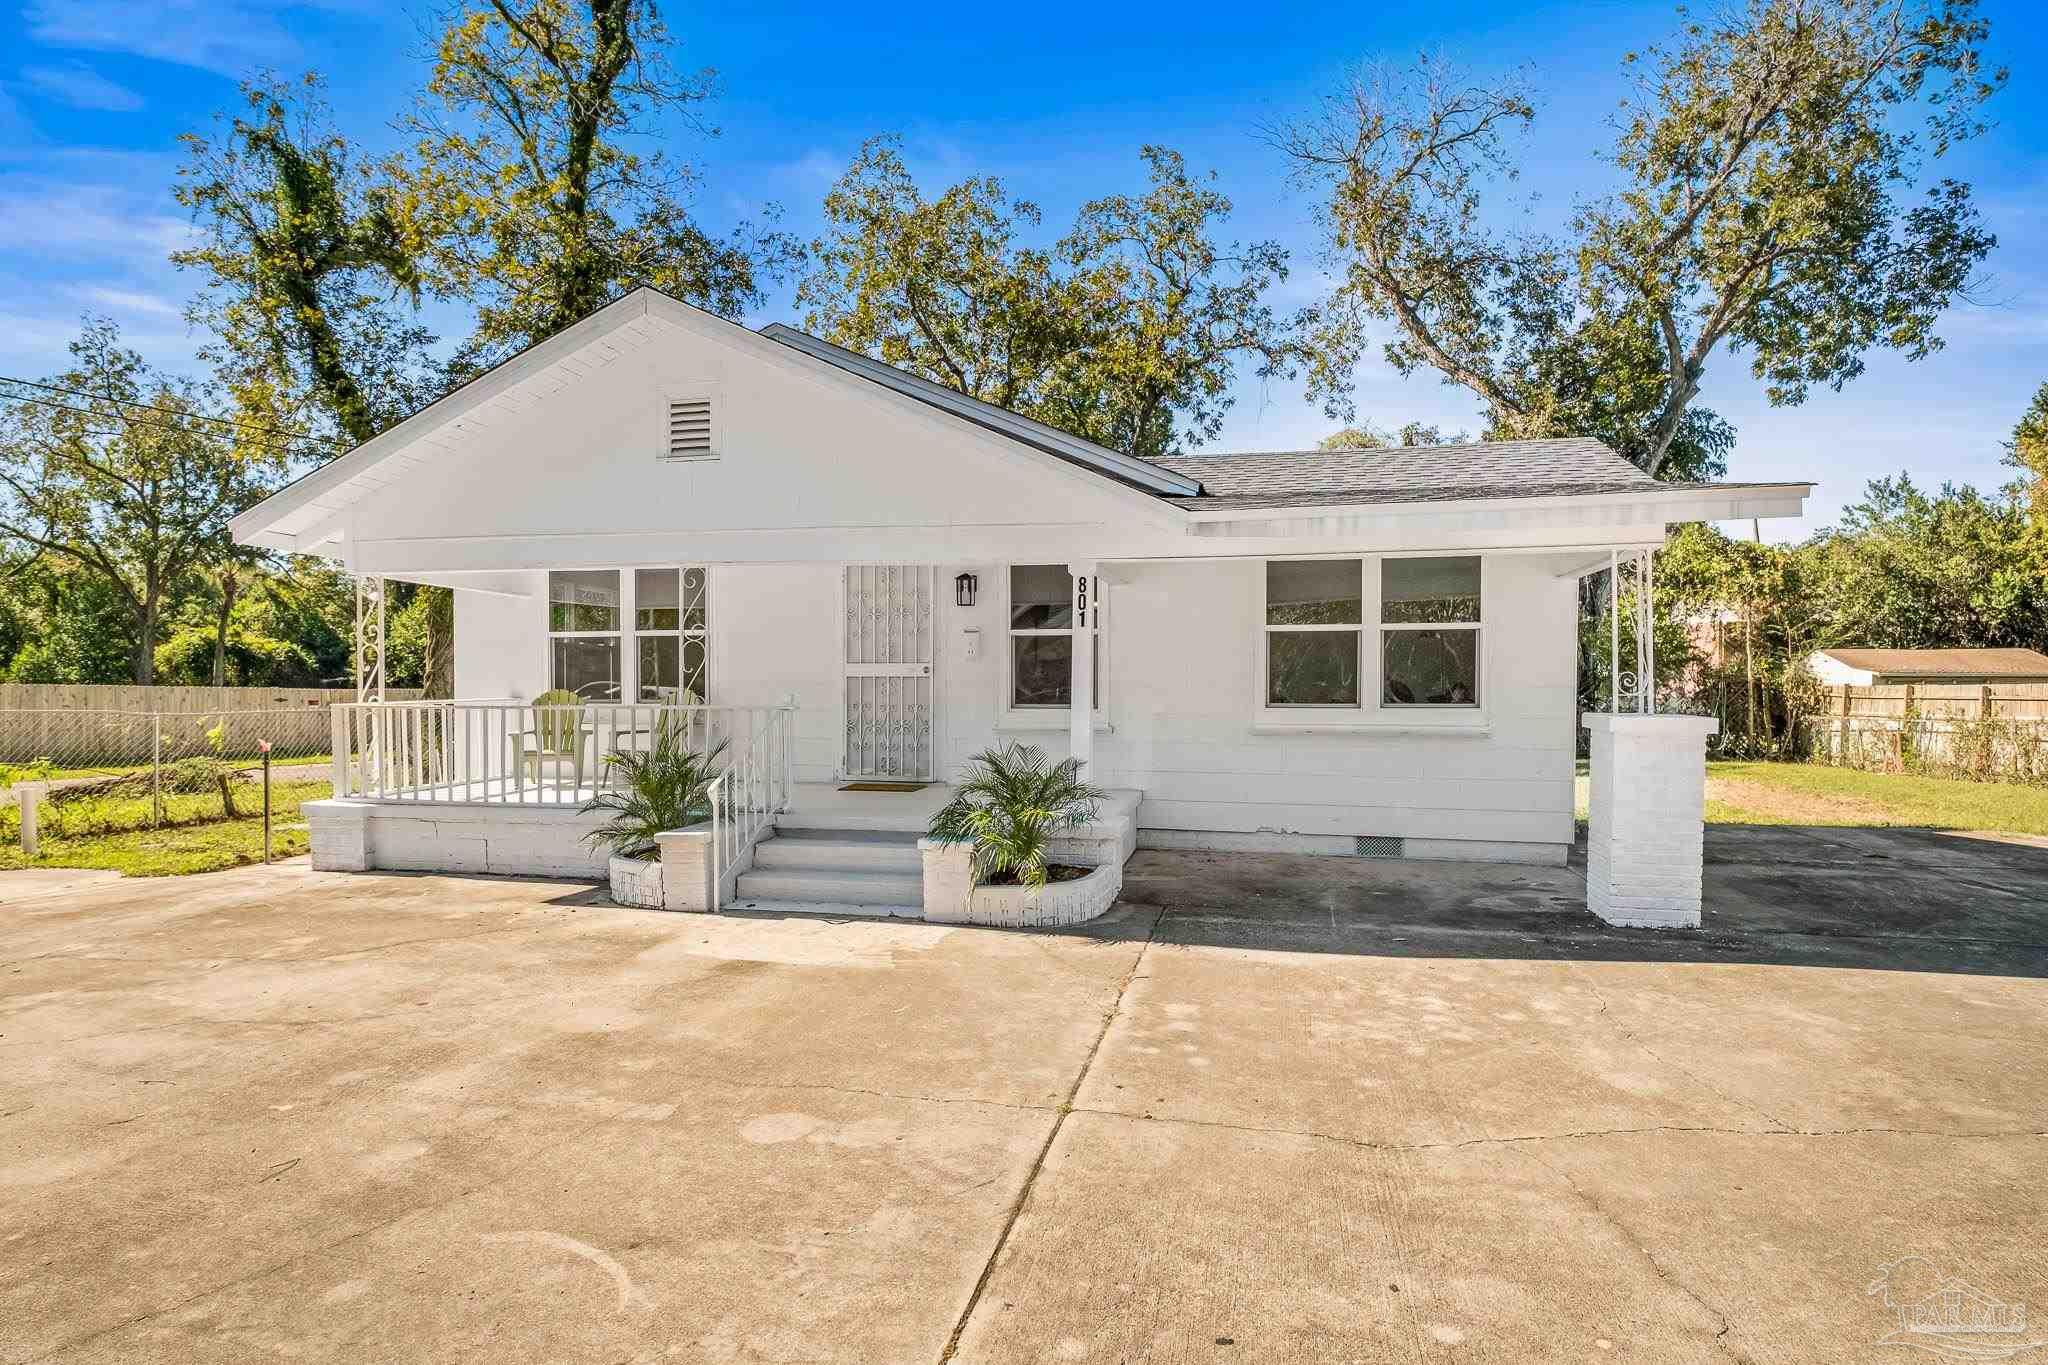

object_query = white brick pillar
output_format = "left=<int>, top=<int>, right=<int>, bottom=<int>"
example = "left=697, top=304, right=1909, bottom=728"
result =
left=1581, top=713, right=1718, bottom=929
left=918, top=838, right=974, bottom=924
left=655, top=826, right=718, bottom=913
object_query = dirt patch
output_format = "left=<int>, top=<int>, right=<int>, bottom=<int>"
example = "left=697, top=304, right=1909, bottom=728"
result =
left=1706, top=775, right=1900, bottom=826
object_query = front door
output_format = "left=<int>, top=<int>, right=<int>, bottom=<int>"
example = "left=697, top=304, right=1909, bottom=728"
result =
left=842, top=564, right=936, bottom=780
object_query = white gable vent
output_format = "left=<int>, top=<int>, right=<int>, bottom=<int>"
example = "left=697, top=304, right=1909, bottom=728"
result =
left=664, top=397, right=716, bottom=460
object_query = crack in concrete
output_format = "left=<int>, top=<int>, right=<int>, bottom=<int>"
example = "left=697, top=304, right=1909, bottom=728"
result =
left=1531, top=1149, right=1750, bottom=1363
left=937, top=909, right=1165, bottom=1364
left=1062, top=1105, right=2048, bottom=1154
left=1566, top=963, right=1801, bottom=1134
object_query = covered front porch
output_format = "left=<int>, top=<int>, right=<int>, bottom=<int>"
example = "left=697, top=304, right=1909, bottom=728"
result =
left=308, top=695, right=1142, bottom=917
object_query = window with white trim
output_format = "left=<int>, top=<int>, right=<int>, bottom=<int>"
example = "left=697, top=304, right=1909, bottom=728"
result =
left=634, top=567, right=708, bottom=702
left=1264, top=560, right=1362, bottom=706
left=1380, top=556, right=1481, bottom=706
left=1008, top=565, right=1099, bottom=709
left=548, top=570, right=622, bottom=700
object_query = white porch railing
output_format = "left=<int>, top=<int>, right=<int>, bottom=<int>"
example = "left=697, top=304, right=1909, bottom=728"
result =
left=330, top=701, right=794, bottom=814
left=705, top=704, right=788, bottom=905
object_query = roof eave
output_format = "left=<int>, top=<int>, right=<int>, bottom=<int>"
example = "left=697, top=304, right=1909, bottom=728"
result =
left=1176, top=481, right=1815, bottom=524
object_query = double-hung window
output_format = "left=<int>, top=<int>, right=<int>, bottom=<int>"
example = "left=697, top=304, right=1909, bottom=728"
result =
left=1261, top=556, right=1484, bottom=711
left=547, top=567, right=709, bottom=702
left=1380, top=556, right=1481, bottom=707
left=548, top=570, right=623, bottom=700
left=634, top=567, right=708, bottom=703
left=1264, top=560, right=1363, bottom=706
left=1008, top=565, right=1098, bottom=709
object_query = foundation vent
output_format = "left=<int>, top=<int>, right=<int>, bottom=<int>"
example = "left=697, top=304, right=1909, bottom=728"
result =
left=1354, top=835, right=1405, bottom=859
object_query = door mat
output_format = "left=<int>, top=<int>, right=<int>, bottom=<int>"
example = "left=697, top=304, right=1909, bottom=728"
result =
left=837, top=782, right=930, bottom=793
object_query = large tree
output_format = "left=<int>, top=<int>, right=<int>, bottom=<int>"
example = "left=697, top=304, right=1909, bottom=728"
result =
left=2005, top=380, right=2048, bottom=537
left=799, top=138, right=1313, bottom=460
left=1280, top=0, right=2002, bottom=478
left=401, top=0, right=801, bottom=369
left=0, top=322, right=287, bottom=683
left=176, top=74, right=437, bottom=446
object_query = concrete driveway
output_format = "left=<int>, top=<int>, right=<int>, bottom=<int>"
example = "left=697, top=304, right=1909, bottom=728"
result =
left=2, top=826, right=2044, bottom=1363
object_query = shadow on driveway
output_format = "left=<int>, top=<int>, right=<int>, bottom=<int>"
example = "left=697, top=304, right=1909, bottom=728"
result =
left=1113, top=823, right=2048, bottom=978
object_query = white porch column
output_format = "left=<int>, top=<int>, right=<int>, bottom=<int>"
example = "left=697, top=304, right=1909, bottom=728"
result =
left=1581, top=713, right=1719, bottom=929
left=1068, top=562, right=1097, bottom=778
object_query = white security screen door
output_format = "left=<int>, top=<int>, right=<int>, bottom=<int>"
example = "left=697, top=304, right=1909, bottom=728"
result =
left=842, top=565, right=936, bottom=780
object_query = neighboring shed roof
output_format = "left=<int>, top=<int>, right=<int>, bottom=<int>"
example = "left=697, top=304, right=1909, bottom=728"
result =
left=1152, top=437, right=1658, bottom=509
left=1816, top=648, right=2048, bottom=679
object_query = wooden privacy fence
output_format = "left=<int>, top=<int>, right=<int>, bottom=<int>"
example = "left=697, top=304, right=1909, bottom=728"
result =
left=1804, top=682, right=2048, bottom=783
left=0, top=686, right=424, bottom=768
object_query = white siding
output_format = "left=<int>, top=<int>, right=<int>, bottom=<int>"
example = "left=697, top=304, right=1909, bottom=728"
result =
left=933, top=554, right=1577, bottom=853
left=454, top=578, right=541, bottom=700
left=454, top=554, right=1578, bottom=854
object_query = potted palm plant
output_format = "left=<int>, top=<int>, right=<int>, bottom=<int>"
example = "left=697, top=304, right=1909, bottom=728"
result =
left=924, top=743, right=1118, bottom=927
left=581, top=722, right=724, bottom=909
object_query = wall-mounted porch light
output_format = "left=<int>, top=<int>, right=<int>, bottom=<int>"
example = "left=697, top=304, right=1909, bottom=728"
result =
left=954, top=572, right=978, bottom=607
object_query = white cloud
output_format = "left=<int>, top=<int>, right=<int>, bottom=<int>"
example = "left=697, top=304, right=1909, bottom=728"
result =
left=20, top=63, right=144, bottom=112
left=73, top=285, right=184, bottom=319
left=23, top=0, right=307, bottom=78
left=0, top=181, right=194, bottom=258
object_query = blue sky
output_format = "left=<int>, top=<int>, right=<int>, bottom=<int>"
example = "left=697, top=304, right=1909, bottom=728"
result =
left=3, top=0, right=2046, bottom=539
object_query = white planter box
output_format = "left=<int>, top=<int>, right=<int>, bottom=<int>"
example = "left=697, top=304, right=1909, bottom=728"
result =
left=608, top=852, right=666, bottom=909
left=966, top=862, right=1122, bottom=928
left=917, top=842, right=1121, bottom=929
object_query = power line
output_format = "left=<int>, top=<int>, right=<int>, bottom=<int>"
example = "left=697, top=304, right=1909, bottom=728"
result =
left=0, top=375, right=345, bottom=446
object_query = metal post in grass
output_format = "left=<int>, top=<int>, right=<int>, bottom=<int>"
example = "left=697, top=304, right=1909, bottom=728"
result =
left=260, top=739, right=272, bottom=864
left=152, top=715, right=162, bottom=828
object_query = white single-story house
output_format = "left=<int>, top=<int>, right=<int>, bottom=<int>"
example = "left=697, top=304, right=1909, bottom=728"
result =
left=231, top=287, right=1810, bottom=929
left=1807, top=647, right=2048, bottom=687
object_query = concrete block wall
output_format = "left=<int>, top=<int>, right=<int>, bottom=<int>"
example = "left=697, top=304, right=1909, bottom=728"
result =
left=1582, top=713, right=1718, bottom=928
left=304, top=800, right=610, bottom=878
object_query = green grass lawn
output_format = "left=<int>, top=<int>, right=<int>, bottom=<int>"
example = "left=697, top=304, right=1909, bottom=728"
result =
left=0, top=776, right=326, bottom=877
left=1578, top=760, right=2048, bottom=836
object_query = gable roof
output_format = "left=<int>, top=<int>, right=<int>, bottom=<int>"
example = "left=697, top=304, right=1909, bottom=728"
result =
left=229, top=286, right=1810, bottom=556
left=1153, top=437, right=1659, bottom=509
left=1815, top=648, right=2048, bottom=679
left=756, top=324, right=1201, bottom=497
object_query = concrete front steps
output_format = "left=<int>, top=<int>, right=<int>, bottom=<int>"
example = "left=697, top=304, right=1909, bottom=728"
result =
left=729, top=826, right=925, bottom=917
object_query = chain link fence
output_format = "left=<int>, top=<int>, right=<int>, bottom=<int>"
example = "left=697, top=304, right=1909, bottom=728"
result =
left=0, top=708, right=335, bottom=855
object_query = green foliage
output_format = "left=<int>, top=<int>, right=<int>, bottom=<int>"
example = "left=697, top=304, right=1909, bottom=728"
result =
left=1803, top=475, right=2045, bottom=648
left=0, top=759, right=54, bottom=791
left=160, top=756, right=241, bottom=795
left=399, top=0, right=800, bottom=369
left=1637, top=474, right=2047, bottom=755
left=2004, top=380, right=2048, bottom=540
left=800, top=138, right=1311, bottom=459
left=580, top=724, right=723, bottom=857
left=0, top=776, right=328, bottom=875
left=152, top=624, right=319, bottom=687
left=927, top=743, right=1105, bottom=888
left=0, top=321, right=287, bottom=683
left=1317, top=422, right=1467, bottom=450
left=176, top=74, right=437, bottom=446
left=1282, top=0, right=2002, bottom=477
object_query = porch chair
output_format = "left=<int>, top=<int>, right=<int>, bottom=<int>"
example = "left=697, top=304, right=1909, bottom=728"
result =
left=511, top=688, right=595, bottom=791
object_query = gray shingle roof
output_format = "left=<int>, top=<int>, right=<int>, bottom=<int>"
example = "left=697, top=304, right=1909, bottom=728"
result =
left=1153, top=437, right=1659, bottom=508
